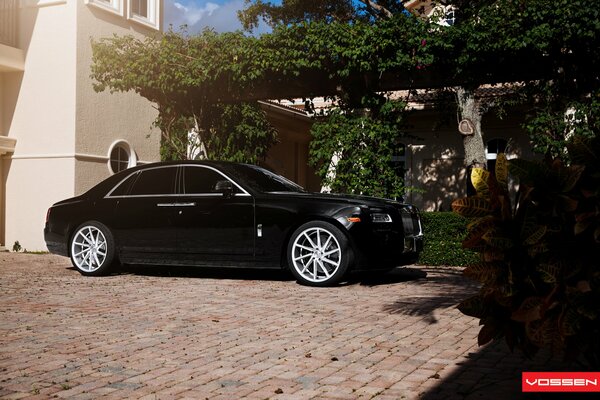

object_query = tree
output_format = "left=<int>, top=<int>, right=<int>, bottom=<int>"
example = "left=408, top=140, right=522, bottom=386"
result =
left=238, top=1, right=433, bottom=195
left=91, top=0, right=600, bottom=187
left=91, top=29, right=277, bottom=163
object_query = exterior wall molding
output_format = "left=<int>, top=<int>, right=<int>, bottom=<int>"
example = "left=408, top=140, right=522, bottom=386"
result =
left=84, top=0, right=124, bottom=17
left=10, top=152, right=152, bottom=164
left=127, top=0, right=160, bottom=30
left=22, top=0, right=67, bottom=8
left=0, top=43, right=25, bottom=71
left=0, top=137, right=17, bottom=156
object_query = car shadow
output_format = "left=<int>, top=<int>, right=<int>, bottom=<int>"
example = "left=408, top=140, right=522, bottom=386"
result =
left=346, top=266, right=428, bottom=286
left=68, top=264, right=430, bottom=286
left=114, top=264, right=295, bottom=282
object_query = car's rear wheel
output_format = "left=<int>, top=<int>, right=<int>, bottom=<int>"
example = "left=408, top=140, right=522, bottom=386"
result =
left=70, top=221, right=115, bottom=276
left=287, top=221, right=352, bottom=286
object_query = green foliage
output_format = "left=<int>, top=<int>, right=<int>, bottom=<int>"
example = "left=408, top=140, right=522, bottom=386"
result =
left=156, top=102, right=277, bottom=163
left=203, top=102, right=278, bottom=163
left=452, top=144, right=600, bottom=367
left=238, top=0, right=357, bottom=30
left=12, top=241, right=22, bottom=253
left=91, top=0, right=600, bottom=187
left=92, top=29, right=278, bottom=163
left=309, top=99, right=409, bottom=198
left=418, top=212, right=479, bottom=266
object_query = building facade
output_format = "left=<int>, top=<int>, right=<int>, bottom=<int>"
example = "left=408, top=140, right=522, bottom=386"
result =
left=261, top=91, right=536, bottom=212
left=0, top=0, right=162, bottom=251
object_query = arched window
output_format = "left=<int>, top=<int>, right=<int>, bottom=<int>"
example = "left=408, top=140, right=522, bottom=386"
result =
left=108, top=140, right=137, bottom=174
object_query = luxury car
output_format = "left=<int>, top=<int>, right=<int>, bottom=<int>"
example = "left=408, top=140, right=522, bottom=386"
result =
left=44, top=161, right=423, bottom=286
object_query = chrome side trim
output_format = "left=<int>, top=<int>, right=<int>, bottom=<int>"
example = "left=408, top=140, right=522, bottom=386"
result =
left=157, top=202, right=197, bottom=207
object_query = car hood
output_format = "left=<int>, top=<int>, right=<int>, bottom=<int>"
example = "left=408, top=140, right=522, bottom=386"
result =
left=267, top=191, right=407, bottom=209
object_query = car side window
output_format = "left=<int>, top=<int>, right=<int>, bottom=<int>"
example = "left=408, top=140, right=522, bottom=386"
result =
left=129, top=167, right=178, bottom=196
left=183, top=166, right=239, bottom=194
left=109, top=172, right=139, bottom=197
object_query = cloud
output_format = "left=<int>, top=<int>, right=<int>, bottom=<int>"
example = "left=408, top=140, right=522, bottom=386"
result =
left=164, top=0, right=270, bottom=34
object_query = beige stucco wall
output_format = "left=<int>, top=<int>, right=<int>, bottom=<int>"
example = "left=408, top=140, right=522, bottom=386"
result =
left=3, top=0, right=161, bottom=251
left=403, top=108, right=534, bottom=211
left=4, top=0, right=78, bottom=251
left=74, top=0, right=160, bottom=194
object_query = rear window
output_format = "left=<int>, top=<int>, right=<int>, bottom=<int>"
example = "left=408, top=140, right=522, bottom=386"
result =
left=129, top=167, right=178, bottom=196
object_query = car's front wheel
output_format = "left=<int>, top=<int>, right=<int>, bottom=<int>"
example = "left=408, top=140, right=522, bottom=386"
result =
left=287, top=221, right=352, bottom=286
left=70, top=221, right=115, bottom=276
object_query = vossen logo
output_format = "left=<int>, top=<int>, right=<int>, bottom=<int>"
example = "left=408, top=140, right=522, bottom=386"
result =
left=523, top=372, right=600, bottom=392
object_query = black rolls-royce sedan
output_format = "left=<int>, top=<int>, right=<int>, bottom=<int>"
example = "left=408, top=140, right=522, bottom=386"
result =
left=44, top=161, right=423, bottom=286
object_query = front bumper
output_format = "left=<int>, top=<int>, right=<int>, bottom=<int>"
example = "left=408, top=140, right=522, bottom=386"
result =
left=350, top=205, right=423, bottom=270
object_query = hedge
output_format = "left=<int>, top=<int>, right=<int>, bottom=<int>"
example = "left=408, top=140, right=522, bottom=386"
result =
left=418, top=212, right=478, bottom=266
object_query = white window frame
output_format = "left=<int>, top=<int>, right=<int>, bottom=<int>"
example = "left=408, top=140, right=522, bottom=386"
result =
left=127, top=0, right=160, bottom=30
left=85, top=0, right=124, bottom=17
left=108, top=140, right=137, bottom=174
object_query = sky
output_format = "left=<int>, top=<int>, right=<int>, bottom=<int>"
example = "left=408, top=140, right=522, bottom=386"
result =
left=164, top=0, right=272, bottom=34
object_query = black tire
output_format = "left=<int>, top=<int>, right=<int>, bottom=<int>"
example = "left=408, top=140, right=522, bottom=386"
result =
left=69, top=221, right=116, bottom=276
left=287, top=221, right=352, bottom=286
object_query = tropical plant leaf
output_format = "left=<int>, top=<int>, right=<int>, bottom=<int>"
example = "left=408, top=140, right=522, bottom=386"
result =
left=558, top=195, right=578, bottom=212
left=511, top=297, right=543, bottom=322
left=482, top=230, right=514, bottom=249
left=524, top=225, right=547, bottom=245
left=478, top=320, right=501, bottom=346
left=525, top=319, right=551, bottom=347
left=536, top=263, right=562, bottom=284
left=457, top=295, right=488, bottom=319
left=558, top=306, right=581, bottom=337
left=471, top=168, right=490, bottom=197
left=509, top=158, right=538, bottom=180
left=452, top=197, right=493, bottom=218
left=483, top=247, right=505, bottom=262
left=463, top=262, right=504, bottom=284
left=495, top=153, right=508, bottom=190
left=527, top=242, right=549, bottom=257
left=574, top=220, right=592, bottom=236
left=463, top=216, right=496, bottom=248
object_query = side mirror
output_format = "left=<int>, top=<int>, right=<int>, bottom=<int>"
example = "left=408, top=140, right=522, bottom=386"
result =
left=214, top=180, right=234, bottom=197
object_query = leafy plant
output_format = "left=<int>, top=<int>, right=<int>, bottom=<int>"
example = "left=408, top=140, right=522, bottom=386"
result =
left=12, top=241, right=22, bottom=252
left=309, top=100, right=409, bottom=199
left=418, top=212, right=479, bottom=266
left=452, top=140, right=600, bottom=367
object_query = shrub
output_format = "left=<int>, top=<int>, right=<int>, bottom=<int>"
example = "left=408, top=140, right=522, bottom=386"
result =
left=418, top=212, right=479, bottom=266
left=452, top=139, right=600, bottom=367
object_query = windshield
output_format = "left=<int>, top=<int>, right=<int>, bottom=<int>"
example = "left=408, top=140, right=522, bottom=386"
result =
left=222, top=164, right=306, bottom=193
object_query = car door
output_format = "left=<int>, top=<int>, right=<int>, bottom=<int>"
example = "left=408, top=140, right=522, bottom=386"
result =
left=176, top=165, right=255, bottom=262
left=110, top=165, right=180, bottom=261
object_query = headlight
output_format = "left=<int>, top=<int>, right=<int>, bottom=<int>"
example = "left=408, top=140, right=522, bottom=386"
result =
left=371, top=213, right=392, bottom=223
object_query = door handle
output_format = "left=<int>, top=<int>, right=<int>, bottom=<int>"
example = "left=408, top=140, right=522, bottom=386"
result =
left=156, top=202, right=197, bottom=207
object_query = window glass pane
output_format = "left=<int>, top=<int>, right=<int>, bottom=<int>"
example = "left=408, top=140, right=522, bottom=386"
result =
left=110, top=145, right=129, bottom=173
left=130, top=167, right=177, bottom=195
left=391, top=143, right=406, bottom=177
left=184, top=166, right=238, bottom=194
left=109, top=172, right=139, bottom=196
left=131, top=0, right=148, bottom=18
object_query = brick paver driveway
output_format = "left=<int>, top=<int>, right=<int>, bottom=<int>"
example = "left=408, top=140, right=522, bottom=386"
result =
left=0, top=253, right=565, bottom=399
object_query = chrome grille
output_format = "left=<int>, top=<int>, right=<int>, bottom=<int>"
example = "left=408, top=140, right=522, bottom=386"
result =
left=399, top=206, right=422, bottom=235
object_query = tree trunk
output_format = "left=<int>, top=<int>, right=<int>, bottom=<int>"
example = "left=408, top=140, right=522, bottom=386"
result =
left=456, top=87, right=487, bottom=169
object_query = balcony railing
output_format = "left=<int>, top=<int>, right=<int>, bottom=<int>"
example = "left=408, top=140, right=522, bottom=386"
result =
left=0, top=0, right=19, bottom=48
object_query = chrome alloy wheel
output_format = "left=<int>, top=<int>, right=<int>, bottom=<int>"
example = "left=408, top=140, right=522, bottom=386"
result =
left=71, top=226, right=108, bottom=273
left=291, top=227, right=342, bottom=283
